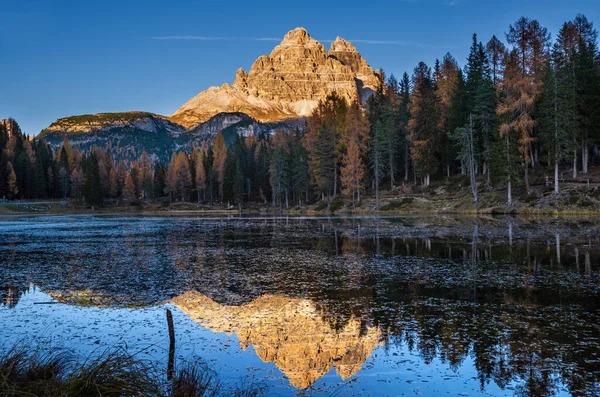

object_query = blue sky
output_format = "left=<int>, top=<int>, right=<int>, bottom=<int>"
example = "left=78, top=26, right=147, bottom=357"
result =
left=1, top=0, right=599, bottom=135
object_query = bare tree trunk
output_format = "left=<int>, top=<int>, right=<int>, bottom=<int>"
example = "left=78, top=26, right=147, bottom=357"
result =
left=554, top=76, right=560, bottom=195
left=524, top=157, right=530, bottom=195
left=554, top=163, right=559, bottom=195
left=573, top=148, right=578, bottom=178
left=469, top=115, right=477, bottom=203
left=583, top=137, right=589, bottom=174
left=404, top=145, right=409, bottom=181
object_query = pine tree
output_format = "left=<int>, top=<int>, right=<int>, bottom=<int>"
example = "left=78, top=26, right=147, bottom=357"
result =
left=341, top=101, right=370, bottom=204
left=108, top=168, right=118, bottom=198
left=473, top=78, right=497, bottom=185
left=140, top=152, right=153, bottom=200
left=312, top=124, right=336, bottom=204
left=409, top=62, right=441, bottom=186
left=398, top=72, right=412, bottom=181
left=370, top=120, right=388, bottom=204
left=194, top=151, right=207, bottom=203
left=450, top=114, right=478, bottom=202
left=539, top=59, right=577, bottom=194
left=83, top=151, right=103, bottom=206
left=222, top=148, right=236, bottom=205
left=6, top=161, right=18, bottom=199
left=175, top=152, right=191, bottom=202
left=573, top=15, right=600, bottom=174
left=212, top=132, right=227, bottom=201
left=506, top=17, right=550, bottom=175
left=437, top=53, right=462, bottom=177
left=497, top=49, right=533, bottom=203
left=152, top=163, right=166, bottom=199
left=165, top=153, right=177, bottom=204
left=70, top=167, right=84, bottom=200
left=123, top=172, right=136, bottom=201
left=290, top=130, right=309, bottom=205
left=486, top=35, right=507, bottom=86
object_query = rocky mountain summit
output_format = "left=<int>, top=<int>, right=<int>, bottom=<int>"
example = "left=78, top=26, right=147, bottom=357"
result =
left=170, top=27, right=381, bottom=128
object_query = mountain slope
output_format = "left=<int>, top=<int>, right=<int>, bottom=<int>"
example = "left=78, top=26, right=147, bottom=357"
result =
left=38, top=111, right=295, bottom=162
left=170, top=27, right=381, bottom=128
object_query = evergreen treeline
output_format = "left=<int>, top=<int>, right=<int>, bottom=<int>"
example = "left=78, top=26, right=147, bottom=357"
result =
left=2, top=15, right=599, bottom=208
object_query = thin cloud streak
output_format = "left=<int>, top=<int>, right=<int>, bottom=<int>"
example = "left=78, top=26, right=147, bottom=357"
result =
left=150, top=35, right=280, bottom=41
left=151, top=35, right=454, bottom=49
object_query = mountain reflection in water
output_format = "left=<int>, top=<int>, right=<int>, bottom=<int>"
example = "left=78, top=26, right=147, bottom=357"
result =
left=1, top=215, right=600, bottom=395
left=172, top=292, right=381, bottom=390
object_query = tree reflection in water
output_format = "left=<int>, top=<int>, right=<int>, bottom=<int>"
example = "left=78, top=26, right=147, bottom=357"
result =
left=1, top=215, right=600, bottom=395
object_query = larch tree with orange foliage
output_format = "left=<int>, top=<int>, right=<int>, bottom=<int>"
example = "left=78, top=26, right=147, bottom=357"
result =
left=497, top=49, right=535, bottom=204
left=341, top=102, right=370, bottom=205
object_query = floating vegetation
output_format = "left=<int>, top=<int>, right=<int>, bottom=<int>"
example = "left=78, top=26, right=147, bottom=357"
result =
left=1, top=215, right=600, bottom=395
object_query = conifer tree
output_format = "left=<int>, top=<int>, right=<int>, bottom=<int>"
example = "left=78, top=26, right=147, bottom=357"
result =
left=486, top=35, right=507, bottom=86
left=497, top=49, right=533, bottom=203
left=83, top=151, right=103, bottom=206
left=312, top=124, right=336, bottom=204
left=409, top=62, right=441, bottom=186
left=370, top=120, right=388, bottom=204
left=212, top=132, right=227, bottom=200
left=573, top=15, right=600, bottom=174
left=123, top=172, right=136, bottom=201
left=174, top=152, right=191, bottom=202
left=6, top=161, right=18, bottom=199
left=437, top=53, right=462, bottom=176
left=398, top=72, right=412, bottom=181
left=341, top=102, right=370, bottom=204
left=152, top=163, right=166, bottom=200
left=539, top=58, right=577, bottom=194
left=194, top=151, right=207, bottom=203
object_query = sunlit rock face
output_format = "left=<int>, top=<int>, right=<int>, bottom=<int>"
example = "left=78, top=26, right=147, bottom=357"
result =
left=172, top=291, right=381, bottom=390
left=170, top=27, right=381, bottom=128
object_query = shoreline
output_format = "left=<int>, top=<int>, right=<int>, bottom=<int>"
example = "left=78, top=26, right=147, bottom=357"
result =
left=2, top=200, right=600, bottom=218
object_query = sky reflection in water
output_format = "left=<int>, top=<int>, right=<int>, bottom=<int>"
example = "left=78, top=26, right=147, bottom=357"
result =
left=1, top=215, right=598, bottom=396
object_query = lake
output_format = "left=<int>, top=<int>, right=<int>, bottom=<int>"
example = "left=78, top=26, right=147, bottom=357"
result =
left=1, top=214, right=600, bottom=396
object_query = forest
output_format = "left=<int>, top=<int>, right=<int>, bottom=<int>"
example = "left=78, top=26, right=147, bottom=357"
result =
left=1, top=14, right=599, bottom=210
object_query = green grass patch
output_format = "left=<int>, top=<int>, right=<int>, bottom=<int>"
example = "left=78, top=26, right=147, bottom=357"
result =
left=314, top=202, right=328, bottom=211
left=329, top=198, right=344, bottom=212
left=0, top=203, right=43, bottom=213
left=379, top=198, right=414, bottom=211
left=0, top=346, right=267, bottom=397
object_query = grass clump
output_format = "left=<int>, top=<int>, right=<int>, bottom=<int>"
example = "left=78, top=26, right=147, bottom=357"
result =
left=314, top=202, right=328, bottom=211
left=380, top=198, right=414, bottom=211
left=329, top=198, right=344, bottom=212
left=0, top=347, right=266, bottom=397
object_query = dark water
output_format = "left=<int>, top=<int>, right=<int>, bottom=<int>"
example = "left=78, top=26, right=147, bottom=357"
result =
left=1, top=215, right=600, bottom=396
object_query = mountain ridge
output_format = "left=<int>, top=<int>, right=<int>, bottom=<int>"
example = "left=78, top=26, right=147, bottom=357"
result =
left=35, top=27, right=380, bottom=161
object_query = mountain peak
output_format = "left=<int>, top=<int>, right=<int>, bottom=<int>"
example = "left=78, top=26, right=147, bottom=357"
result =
left=330, top=36, right=357, bottom=53
left=281, top=27, right=311, bottom=44
left=170, top=27, right=380, bottom=128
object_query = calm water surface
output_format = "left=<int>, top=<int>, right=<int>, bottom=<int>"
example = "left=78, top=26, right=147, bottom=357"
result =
left=1, top=214, right=600, bottom=396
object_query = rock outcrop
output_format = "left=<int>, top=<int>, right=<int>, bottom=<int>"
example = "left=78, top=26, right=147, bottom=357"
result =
left=170, top=27, right=381, bottom=128
left=172, top=291, right=381, bottom=390
left=187, top=112, right=295, bottom=142
left=1, top=119, right=21, bottom=139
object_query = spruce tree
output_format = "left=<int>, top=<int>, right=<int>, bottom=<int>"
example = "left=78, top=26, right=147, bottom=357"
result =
left=408, top=62, right=441, bottom=186
left=83, top=151, right=103, bottom=207
left=539, top=59, right=577, bottom=194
